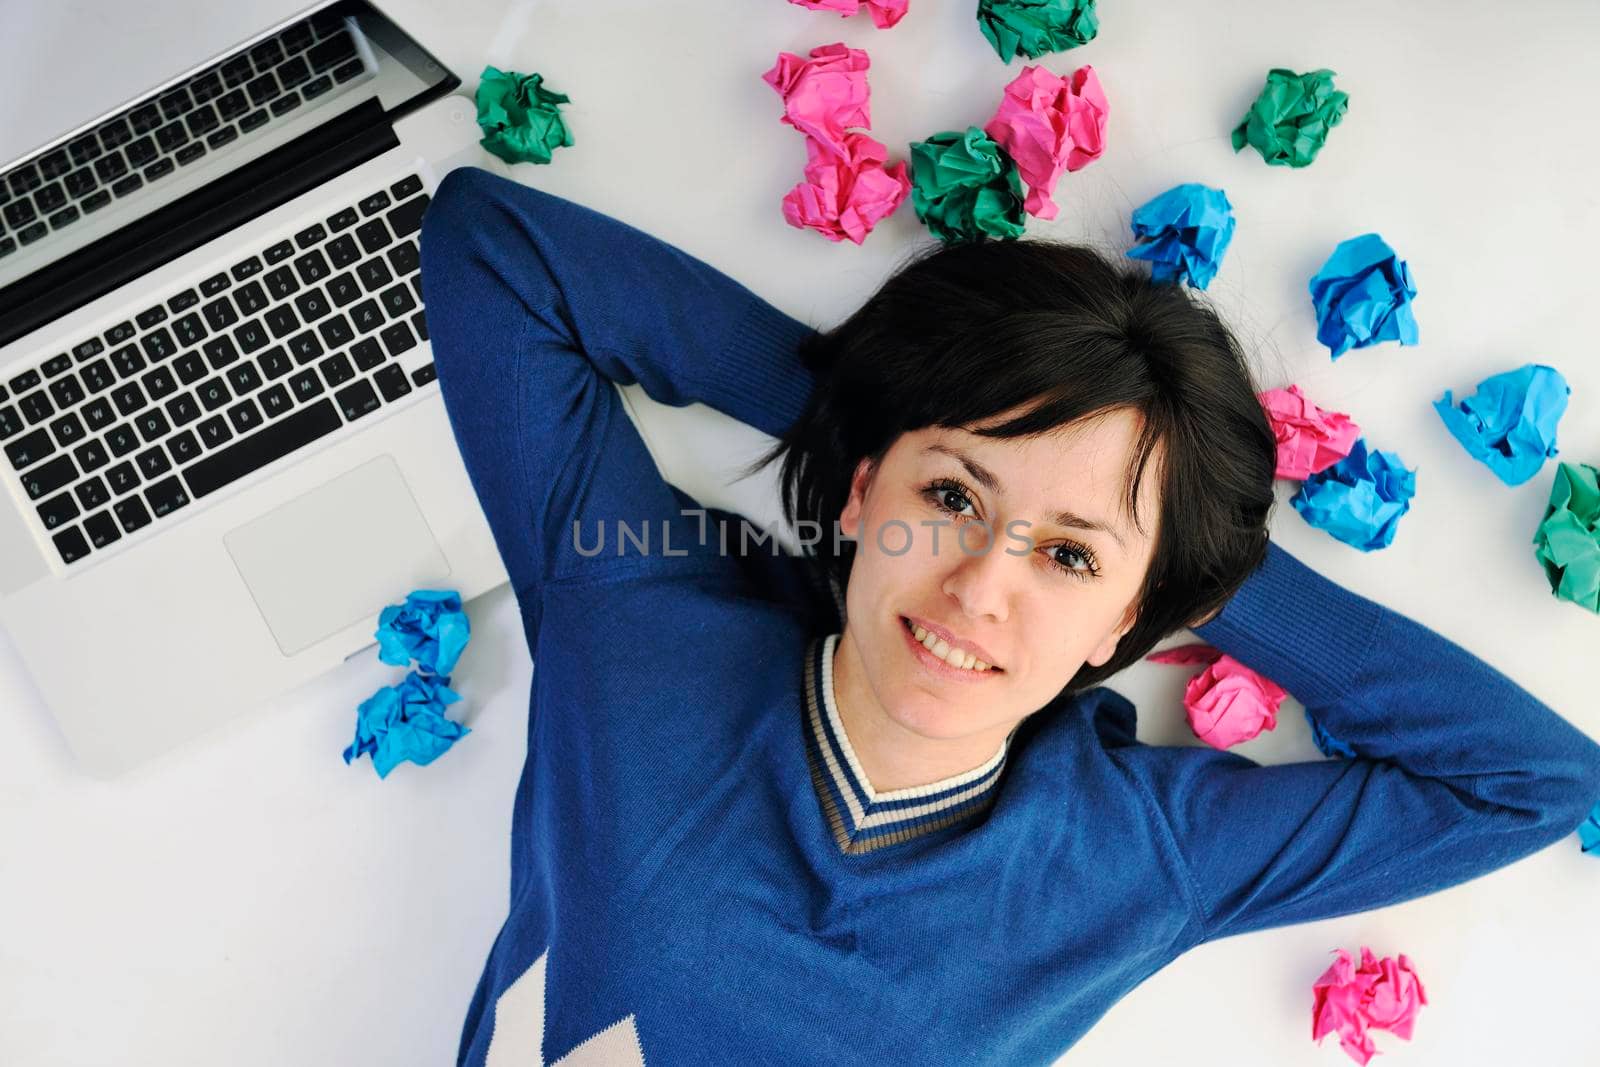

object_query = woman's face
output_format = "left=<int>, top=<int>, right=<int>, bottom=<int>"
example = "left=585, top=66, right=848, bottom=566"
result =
left=835, top=405, right=1161, bottom=747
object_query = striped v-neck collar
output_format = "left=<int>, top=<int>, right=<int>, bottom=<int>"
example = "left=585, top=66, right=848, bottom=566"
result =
left=802, top=632, right=1012, bottom=855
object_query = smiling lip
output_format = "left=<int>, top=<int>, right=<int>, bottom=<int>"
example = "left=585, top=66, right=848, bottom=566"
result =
left=899, top=615, right=1003, bottom=672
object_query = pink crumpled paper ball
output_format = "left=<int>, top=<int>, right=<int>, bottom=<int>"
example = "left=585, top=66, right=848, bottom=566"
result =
left=781, top=130, right=910, bottom=244
left=1145, top=642, right=1287, bottom=749
left=981, top=63, right=1108, bottom=221
left=1312, top=946, right=1428, bottom=1066
left=762, top=42, right=873, bottom=160
left=786, top=0, right=909, bottom=29
left=1259, top=383, right=1362, bottom=479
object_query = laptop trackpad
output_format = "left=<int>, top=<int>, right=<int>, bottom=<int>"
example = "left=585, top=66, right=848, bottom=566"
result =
left=223, top=454, right=451, bottom=657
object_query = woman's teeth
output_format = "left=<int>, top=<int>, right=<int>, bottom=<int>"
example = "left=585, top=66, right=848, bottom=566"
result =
left=904, top=618, right=994, bottom=672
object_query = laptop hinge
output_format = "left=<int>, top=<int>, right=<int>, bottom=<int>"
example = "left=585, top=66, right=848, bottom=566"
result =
left=0, top=96, right=400, bottom=349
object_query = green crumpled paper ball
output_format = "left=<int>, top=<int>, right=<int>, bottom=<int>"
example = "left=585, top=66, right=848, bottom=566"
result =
left=976, top=0, right=1099, bottom=62
left=908, top=126, right=1027, bottom=244
left=1231, top=68, right=1349, bottom=168
left=1532, top=461, right=1600, bottom=614
left=475, top=65, right=574, bottom=165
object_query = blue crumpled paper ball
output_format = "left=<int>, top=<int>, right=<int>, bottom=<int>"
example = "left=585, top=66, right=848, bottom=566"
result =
left=343, top=670, right=470, bottom=778
left=1290, top=437, right=1417, bottom=551
left=1433, top=363, right=1570, bottom=487
left=1308, top=232, right=1419, bottom=360
left=1305, top=708, right=1356, bottom=759
left=1125, top=182, right=1236, bottom=290
left=375, top=589, right=470, bottom=676
left=1579, top=800, right=1600, bottom=856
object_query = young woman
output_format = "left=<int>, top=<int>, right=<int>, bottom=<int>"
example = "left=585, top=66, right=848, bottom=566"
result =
left=418, top=165, right=1600, bottom=1067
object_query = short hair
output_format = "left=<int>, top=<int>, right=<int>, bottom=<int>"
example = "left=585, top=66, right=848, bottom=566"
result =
left=741, top=236, right=1278, bottom=696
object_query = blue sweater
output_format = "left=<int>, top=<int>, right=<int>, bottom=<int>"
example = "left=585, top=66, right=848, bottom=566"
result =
left=418, top=165, right=1600, bottom=1067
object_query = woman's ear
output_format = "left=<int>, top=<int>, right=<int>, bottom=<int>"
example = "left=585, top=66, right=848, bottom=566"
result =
left=837, top=457, right=876, bottom=540
left=1085, top=597, right=1140, bottom=669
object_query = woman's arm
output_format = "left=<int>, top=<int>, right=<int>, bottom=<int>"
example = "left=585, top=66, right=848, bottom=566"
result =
left=418, top=167, right=819, bottom=633
left=1110, top=539, right=1600, bottom=944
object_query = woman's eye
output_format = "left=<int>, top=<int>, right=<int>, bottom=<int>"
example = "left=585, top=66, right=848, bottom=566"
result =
left=941, top=488, right=975, bottom=516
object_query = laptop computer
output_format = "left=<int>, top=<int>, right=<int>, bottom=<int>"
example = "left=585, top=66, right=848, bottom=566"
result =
left=0, top=0, right=512, bottom=777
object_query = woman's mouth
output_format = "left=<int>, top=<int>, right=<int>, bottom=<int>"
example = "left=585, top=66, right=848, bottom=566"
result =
left=899, top=616, right=1003, bottom=680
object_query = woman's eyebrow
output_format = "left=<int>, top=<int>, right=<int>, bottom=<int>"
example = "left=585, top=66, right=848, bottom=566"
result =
left=921, top=443, right=1129, bottom=552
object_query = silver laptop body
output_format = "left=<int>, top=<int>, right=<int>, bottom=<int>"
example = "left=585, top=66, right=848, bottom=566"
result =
left=0, top=0, right=510, bottom=776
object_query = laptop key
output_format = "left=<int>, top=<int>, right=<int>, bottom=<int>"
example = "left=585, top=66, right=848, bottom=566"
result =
left=206, top=126, right=238, bottom=150
left=8, top=368, right=41, bottom=393
left=293, top=248, right=329, bottom=283
left=49, top=410, right=86, bottom=447
left=80, top=190, right=112, bottom=213
left=258, top=384, right=293, bottom=418
left=336, top=379, right=380, bottom=421
left=81, top=396, right=115, bottom=430
left=202, top=295, right=239, bottom=331
left=184, top=397, right=340, bottom=499
left=113, top=495, right=152, bottom=533
left=354, top=218, right=391, bottom=255
left=36, top=490, right=79, bottom=530
left=379, top=282, right=416, bottom=318
left=172, top=312, right=206, bottom=347
left=51, top=526, right=91, bottom=565
left=172, top=353, right=208, bottom=387
left=326, top=206, right=358, bottom=232
left=372, top=363, right=412, bottom=403
left=226, top=363, right=263, bottom=396
left=226, top=398, right=263, bottom=435
left=169, top=289, right=200, bottom=313
left=349, top=299, right=382, bottom=335
left=380, top=321, right=416, bottom=357
left=355, top=257, right=391, bottom=292
left=81, top=360, right=115, bottom=395
left=270, top=94, right=301, bottom=117
left=221, top=55, right=254, bottom=87
left=196, top=415, right=232, bottom=449
left=22, top=454, right=76, bottom=499
left=105, top=460, right=140, bottom=495
left=192, top=71, right=224, bottom=104
left=288, top=368, right=323, bottom=402
left=326, top=236, right=360, bottom=271
left=130, top=102, right=163, bottom=133
left=302, top=75, right=332, bottom=100
left=239, top=109, right=269, bottom=134
left=349, top=338, right=384, bottom=372
left=386, top=195, right=429, bottom=239
left=64, top=167, right=98, bottom=198
left=135, top=407, right=171, bottom=443
left=99, top=118, right=133, bottom=149
left=155, top=120, right=189, bottom=152
left=326, top=271, right=361, bottom=306
left=73, top=438, right=110, bottom=472
left=258, top=345, right=293, bottom=380
left=232, top=256, right=263, bottom=282
left=5, top=426, right=52, bottom=469
left=294, top=222, right=326, bottom=248
left=204, top=336, right=240, bottom=370
left=8, top=164, right=41, bottom=196
left=197, top=377, right=231, bottom=411
left=141, top=327, right=177, bottom=362
left=110, top=345, right=146, bottom=378
left=187, top=104, right=219, bottom=137
left=215, top=88, right=248, bottom=121
left=263, top=241, right=295, bottom=265
left=19, top=390, right=54, bottom=424
left=318, top=352, right=355, bottom=388
left=165, top=391, right=202, bottom=426
left=199, top=272, right=231, bottom=297
left=142, top=365, right=179, bottom=402
left=125, top=136, right=158, bottom=169
left=386, top=239, right=419, bottom=276
left=111, top=174, right=143, bottom=198
left=411, top=362, right=436, bottom=388
left=47, top=374, right=85, bottom=410
left=76, top=475, right=110, bottom=511
left=175, top=143, right=206, bottom=166
left=111, top=382, right=147, bottom=417
left=17, top=222, right=48, bottom=246
left=105, top=424, right=140, bottom=457
left=144, top=475, right=190, bottom=518
left=38, top=149, right=72, bottom=179
left=83, top=510, right=121, bottom=549
left=41, top=353, right=73, bottom=377
left=35, top=181, right=67, bottom=213
left=234, top=280, right=269, bottom=315
left=48, top=206, right=80, bottom=230
left=135, top=445, right=172, bottom=479
left=167, top=430, right=201, bottom=464
left=135, top=304, right=168, bottom=329
left=0, top=405, right=20, bottom=440
left=390, top=174, right=423, bottom=200
left=93, top=153, right=128, bottom=183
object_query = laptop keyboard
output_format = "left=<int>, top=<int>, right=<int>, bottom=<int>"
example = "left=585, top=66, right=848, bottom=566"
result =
left=0, top=171, right=437, bottom=568
left=0, top=9, right=365, bottom=262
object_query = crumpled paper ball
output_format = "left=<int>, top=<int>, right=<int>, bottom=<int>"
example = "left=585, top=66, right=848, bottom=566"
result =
left=1309, top=233, right=1419, bottom=360
left=1145, top=643, right=1288, bottom=750
left=1290, top=437, right=1417, bottom=551
left=1306, top=709, right=1356, bottom=759
left=343, top=670, right=470, bottom=779
left=976, top=0, right=1099, bottom=62
left=786, top=0, right=909, bottom=29
left=762, top=42, right=874, bottom=161
left=376, top=589, right=471, bottom=676
left=781, top=130, right=910, bottom=244
left=1311, top=946, right=1428, bottom=1066
left=1578, top=799, right=1600, bottom=855
left=474, top=66, right=573, bottom=165
left=908, top=125, right=1027, bottom=243
left=1433, top=363, right=1570, bottom=486
left=981, top=64, right=1106, bottom=221
left=1126, top=182, right=1235, bottom=289
left=1532, top=460, right=1600, bottom=614
left=1232, top=67, right=1348, bottom=168
left=1259, top=384, right=1362, bottom=480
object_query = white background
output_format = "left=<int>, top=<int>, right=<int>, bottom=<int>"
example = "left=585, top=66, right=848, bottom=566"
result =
left=3, top=1, right=1598, bottom=1064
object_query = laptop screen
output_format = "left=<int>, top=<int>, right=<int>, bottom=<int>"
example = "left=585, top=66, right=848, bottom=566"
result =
left=0, top=0, right=456, bottom=345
